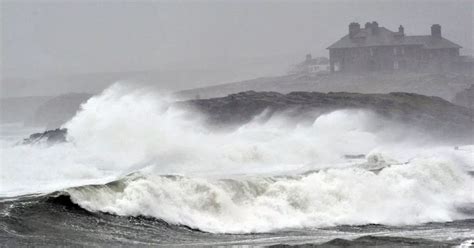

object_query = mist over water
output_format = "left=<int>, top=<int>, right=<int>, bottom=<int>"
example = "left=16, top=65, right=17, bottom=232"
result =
left=1, top=83, right=473, bottom=233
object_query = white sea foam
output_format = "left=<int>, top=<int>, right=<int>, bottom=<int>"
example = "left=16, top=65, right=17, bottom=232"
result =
left=68, top=156, right=473, bottom=233
left=1, top=82, right=473, bottom=233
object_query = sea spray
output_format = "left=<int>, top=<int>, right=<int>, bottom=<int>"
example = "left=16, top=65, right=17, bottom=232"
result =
left=62, top=83, right=385, bottom=176
left=1, top=83, right=473, bottom=233
left=67, top=156, right=473, bottom=233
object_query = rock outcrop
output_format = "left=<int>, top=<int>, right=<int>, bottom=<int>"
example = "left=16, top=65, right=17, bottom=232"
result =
left=185, top=91, right=473, bottom=139
left=25, top=91, right=474, bottom=144
left=23, top=128, right=67, bottom=145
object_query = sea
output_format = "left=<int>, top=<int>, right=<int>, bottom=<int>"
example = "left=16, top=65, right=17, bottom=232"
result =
left=1, top=84, right=473, bottom=247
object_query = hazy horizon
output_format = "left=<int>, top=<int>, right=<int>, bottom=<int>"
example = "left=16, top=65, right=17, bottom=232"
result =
left=1, top=0, right=473, bottom=97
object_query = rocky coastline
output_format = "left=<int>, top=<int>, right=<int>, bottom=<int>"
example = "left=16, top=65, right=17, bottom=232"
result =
left=24, top=91, right=474, bottom=144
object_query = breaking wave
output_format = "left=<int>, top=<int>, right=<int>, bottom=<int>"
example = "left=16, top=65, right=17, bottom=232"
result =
left=1, top=83, right=473, bottom=233
left=66, top=156, right=473, bottom=233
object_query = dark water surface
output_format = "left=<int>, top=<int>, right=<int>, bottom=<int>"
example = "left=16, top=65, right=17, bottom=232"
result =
left=1, top=193, right=473, bottom=247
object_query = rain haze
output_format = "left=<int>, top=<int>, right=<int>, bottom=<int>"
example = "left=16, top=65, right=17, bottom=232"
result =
left=1, top=1, right=474, bottom=247
left=1, top=0, right=473, bottom=97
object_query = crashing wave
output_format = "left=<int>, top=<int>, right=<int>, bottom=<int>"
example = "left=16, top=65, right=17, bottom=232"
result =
left=2, top=83, right=473, bottom=234
left=65, top=157, right=473, bottom=233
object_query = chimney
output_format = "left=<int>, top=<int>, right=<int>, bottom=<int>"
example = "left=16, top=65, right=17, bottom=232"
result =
left=365, top=22, right=371, bottom=29
left=371, top=21, right=379, bottom=34
left=306, top=54, right=312, bottom=61
left=431, top=24, right=441, bottom=38
left=398, top=25, right=404, bottom=36
left=349, top=22, right=361, bottom=38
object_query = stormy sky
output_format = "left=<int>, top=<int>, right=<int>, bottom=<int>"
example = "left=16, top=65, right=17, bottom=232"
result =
left=1, top=0, right=473, bottom=93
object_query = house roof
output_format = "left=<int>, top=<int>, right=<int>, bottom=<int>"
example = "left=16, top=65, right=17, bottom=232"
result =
left=327, top=27, right=462, bottom=50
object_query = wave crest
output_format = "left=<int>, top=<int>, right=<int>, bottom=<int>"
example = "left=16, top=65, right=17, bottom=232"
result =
left=67, top=156, right=473, bottom=233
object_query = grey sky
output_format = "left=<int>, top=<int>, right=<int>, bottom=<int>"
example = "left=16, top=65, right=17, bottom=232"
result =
left=1, top=0, right=473, bottom=82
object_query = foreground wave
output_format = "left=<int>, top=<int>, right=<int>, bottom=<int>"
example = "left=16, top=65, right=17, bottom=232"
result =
left=1, top=184, right=473, bottom=246
left=64, top=156, right=474, bottom=234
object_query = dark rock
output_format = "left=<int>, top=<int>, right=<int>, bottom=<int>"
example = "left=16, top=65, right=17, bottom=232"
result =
left=23, top=128, right=67, bottom=145
left=25, top=91, right=474, bottom=144
left=183, top=91, right=474, bottom=142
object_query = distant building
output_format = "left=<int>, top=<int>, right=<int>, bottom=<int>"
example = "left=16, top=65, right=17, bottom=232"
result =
left=327, top=22, right=462, bottom=73
left=290, top=54, right=330, bottom=75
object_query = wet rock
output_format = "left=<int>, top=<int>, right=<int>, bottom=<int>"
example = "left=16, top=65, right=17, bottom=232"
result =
left=184, top=91, right=474, bottom=142
left=23, top=128, right=67, bottom=145
left=25, top=91, right=474, bottom=144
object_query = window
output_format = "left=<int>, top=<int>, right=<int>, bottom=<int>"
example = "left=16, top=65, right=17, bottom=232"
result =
left=401, top=47, right=405, bottom=55
left=370, top=48, right=374, bottom=56
left=393, top=47, right=398, bottom=55
left=393, top=61, right=399, bottom=70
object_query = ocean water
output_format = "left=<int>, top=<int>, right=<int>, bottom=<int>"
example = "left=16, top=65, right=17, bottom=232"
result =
left=1, top=84, right=473, bottom=246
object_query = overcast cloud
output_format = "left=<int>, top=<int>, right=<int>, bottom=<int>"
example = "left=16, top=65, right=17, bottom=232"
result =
left=1, top=0, right=472, bottom=91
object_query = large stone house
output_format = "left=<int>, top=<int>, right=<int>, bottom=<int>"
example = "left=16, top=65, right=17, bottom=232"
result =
left=327, top=22, right=462, bottom=73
